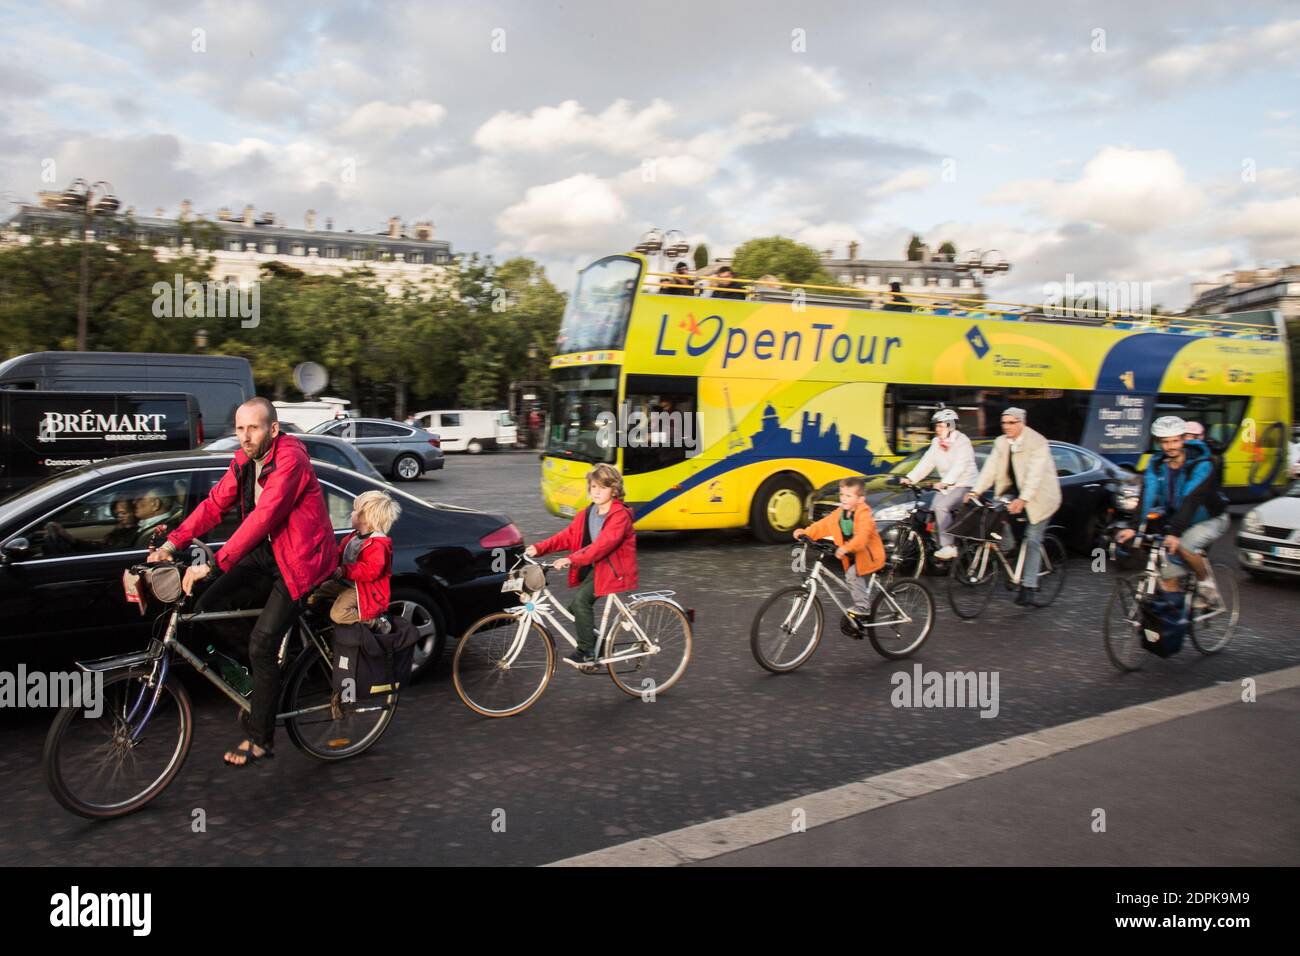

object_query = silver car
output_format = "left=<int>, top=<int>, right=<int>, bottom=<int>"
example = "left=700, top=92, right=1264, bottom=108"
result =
left=309, top=418, right=445, bottom=482
left=1238, top=481, right=1300, bottom=579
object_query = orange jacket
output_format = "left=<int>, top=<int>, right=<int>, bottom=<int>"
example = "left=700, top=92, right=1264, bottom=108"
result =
left=798, top=502, right=885, bottom=575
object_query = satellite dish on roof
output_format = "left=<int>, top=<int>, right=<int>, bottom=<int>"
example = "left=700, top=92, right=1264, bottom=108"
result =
left=294, top=361, right=329, bottom=397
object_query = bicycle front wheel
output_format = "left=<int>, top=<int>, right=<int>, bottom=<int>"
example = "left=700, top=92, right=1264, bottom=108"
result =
left=452, top=613, right=554, bottom=717
left=948, top=541, right=999, bottom=619
left=607, top=599, right=693, bottom=698
left=868, top=579, right=936, bottom=659
left=1191, top=562, right=1239, bottom=654
left=282, top=648, right=396, bottom=761
left=1103, top=576, right=1148, bottom=673
left=891, top=527, right=926, bottom=579
left=1032, top=534, right=1069, bottom=607
left=750, top=586, right=824, bottom=673
left=42, top=668, right=193, bottom=820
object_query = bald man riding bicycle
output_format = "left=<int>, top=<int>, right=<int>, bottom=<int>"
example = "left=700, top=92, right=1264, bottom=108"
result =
left=148, top=397, right=336, bottom=766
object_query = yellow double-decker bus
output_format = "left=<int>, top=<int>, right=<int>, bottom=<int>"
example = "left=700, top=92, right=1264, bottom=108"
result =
left=540, top=254, right=1292, bottom=541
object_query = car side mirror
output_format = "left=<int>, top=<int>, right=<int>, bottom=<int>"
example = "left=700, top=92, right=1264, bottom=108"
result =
left=1, top=537, right=32, bottom=565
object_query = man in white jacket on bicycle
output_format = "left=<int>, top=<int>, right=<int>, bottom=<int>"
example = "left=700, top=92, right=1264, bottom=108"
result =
left=900, top=408, right=978, bottom=562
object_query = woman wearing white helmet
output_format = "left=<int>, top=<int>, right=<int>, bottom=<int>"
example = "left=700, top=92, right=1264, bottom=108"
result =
left=901, top=408, right=977, bottom=560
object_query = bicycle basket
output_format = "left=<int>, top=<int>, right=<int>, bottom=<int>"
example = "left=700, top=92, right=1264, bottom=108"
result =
left=948, top=503, right=996, bottom=540
left=503, top=564, right=547, bottom=595
left=122, top=563, right=184, bottom=609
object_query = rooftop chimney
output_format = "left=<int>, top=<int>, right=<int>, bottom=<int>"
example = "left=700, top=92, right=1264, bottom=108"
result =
left=243, top=205, right=255, bottom=228
left=388, top=216, right=401, bottom=239
left=326, top=217, right=334, bottom=231
left=414, top=221, right=434, bottom=241
left=217, top=207, right=231, bottom=221
left=154, top=207, right=165, bottom=218
left=179, top=200, right=193, bottom=222
left=262, top=211, right=276, bottom=226
left=305, top=209, right=316, bottom=232
left=848, top=240, right=859, bottom=261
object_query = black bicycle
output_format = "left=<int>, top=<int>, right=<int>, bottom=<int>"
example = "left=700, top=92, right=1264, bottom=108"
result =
left=42, top=541, right=398, bottom=820
left=883, top=478, right=947, bottom=579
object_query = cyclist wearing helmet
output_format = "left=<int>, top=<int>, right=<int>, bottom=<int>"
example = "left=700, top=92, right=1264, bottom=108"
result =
left=901, top=408, right=977, bottom=560
left=1116, top=416, right=1228, bottom=600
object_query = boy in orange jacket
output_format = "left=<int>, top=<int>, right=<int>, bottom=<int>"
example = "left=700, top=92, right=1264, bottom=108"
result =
left=793, top=476, right=885, bottom=619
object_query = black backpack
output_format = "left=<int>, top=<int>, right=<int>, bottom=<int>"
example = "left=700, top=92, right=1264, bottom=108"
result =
left=331, top=615, right=420, bottom=700
left=1138, top=590, right=1188, bottom=658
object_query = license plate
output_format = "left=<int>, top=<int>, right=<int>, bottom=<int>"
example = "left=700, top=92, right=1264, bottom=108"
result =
left=501, top=577, right=523, bottom=593
left=1275, top=546, right=1300, bottom=560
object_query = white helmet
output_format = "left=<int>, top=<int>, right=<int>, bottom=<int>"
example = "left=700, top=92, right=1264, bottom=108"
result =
left=1151, top=415, right=1187, bottom=438
left=931, top=409, right=959, bottom=425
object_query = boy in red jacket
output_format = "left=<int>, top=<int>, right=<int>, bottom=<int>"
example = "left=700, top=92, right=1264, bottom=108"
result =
left=311, top=490, right=400, bottom=628
left=526, top=464, right=638, bottom=667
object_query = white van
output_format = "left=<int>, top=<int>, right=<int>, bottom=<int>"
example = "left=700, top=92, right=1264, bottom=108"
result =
left=274, top=397, right=355, bottom=433
left=412, top=409, right=516, bottom=453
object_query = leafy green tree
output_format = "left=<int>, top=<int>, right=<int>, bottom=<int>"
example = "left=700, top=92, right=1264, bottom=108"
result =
left=730, top=236, right=835, bottom=287
left=936, top=241, right=957, bottom=262
left=692, top=243, right=709, bottom=270
left=906, top=234, right=925, bottom=261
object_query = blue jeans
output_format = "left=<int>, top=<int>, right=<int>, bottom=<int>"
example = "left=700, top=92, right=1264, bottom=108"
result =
left=1021, top=517, right=1050, bottom=589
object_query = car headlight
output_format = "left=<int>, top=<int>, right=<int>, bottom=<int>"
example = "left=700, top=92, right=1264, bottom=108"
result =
left=1244, top=510, right=1264, bottom=534
left=873, top=504, right=911, bottom=522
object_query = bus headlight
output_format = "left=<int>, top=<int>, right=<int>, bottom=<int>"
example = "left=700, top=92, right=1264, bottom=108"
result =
left=1244, top=510, right=1264, bottom=534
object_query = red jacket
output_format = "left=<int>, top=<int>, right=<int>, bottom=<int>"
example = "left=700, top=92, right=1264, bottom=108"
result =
left=167, top=432, right=337, bottom=600
left=533, top=500, right=638, bottom=597
left=338, top=531, right=392, bottom=620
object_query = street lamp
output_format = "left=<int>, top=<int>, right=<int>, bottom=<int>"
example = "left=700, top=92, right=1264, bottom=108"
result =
left=60, top=179, right=120, bottom=351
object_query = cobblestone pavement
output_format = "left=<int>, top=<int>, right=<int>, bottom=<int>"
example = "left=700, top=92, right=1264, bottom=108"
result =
left=2, top=450, right=1296, bottom=865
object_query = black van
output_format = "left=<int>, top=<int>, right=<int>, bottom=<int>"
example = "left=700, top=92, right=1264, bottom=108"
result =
left=0, top=352, right=254, bottom=437
left=0, top=391, right=202, bottom=495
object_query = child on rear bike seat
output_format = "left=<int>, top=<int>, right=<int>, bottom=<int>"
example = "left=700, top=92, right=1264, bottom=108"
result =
left=524, top=464, right=638, bottom=668
left=310, top=490, right=401, bottom=631
left=793, top=477, right=885, bottom=621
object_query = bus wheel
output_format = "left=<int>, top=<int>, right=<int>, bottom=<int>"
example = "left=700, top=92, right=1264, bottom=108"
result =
left=751, top=474, right=810, bottom=543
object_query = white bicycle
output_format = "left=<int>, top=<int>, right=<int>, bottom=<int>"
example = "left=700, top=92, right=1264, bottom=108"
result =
left=451, top=555, right=693, bottom=717
left=750, top=538, right=936, bottom=672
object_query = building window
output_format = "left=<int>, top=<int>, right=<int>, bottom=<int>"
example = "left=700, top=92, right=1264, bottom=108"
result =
left=291, top=243, right=306, bottom=256
left=351, top=248, right=365, bottom=261
left=960, top=278, right=975, bottom=289
left=408, top=252, right=423, bottom=264
left=261, top=241, right=277, bottom=254
left=227, top=239, right=241, bottom=251
left=324, top=246, right=338, bottom=259
left=136, top=232, right=148, bottom=244
left=940, top=277, right=952, bottom=288
left=868, top=275, right=880, bottom=287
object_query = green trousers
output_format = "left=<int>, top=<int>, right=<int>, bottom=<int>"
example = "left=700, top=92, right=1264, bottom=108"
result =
left=567, top=573, right=598, bottom=655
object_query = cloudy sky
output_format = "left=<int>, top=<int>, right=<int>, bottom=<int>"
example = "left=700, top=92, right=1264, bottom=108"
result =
left=3, top=0, right=1298, bottom=307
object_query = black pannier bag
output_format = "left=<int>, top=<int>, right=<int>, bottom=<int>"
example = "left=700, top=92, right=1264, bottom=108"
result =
left=331, top=614, right=420, bottom=699
left=1138, top=589, right=1188, bottom=658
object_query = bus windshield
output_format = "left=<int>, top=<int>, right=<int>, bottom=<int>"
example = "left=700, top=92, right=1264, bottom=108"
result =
left=555, top=256, right=640, bottom=353
left=545, top=366, right=619, bottom=464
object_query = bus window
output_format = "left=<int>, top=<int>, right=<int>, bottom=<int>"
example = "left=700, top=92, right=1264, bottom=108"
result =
left=555, top=256, right=640, bottom=354
left=545, top=366, right=618, bottom=464
left=1154, top=394, right=1249, bottom=450
left=622, top=374, right=700, bottom=476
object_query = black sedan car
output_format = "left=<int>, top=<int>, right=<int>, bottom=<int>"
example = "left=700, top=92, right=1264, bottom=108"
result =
left=809, top=440, right=1137, bottom=556
left=0, top=450, right=523, bottom=678
left=308, top=418, right=445, bottom=482
left=203, top=433, right=386, bottom=482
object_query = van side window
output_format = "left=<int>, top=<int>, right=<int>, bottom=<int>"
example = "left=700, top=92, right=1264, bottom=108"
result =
left=23, top=474, right=192, bottom=559
left=440, top=413, right=461, bottom=428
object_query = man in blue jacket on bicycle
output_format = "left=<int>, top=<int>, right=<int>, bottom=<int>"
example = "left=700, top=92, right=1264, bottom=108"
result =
left=1116, top=416, right=1229, bottom=603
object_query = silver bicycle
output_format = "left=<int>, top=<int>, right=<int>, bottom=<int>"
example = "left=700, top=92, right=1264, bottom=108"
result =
left=451, top=555, right=693, bottom=717
left=750, top=538, right=936, bottom=672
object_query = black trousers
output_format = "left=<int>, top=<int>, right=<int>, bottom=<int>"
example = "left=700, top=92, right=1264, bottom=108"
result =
left=195, top=540, right=298, bottom=748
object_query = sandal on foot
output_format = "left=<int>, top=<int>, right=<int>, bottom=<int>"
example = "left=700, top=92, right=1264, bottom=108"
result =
left=223, top=739, right=273, bottom=767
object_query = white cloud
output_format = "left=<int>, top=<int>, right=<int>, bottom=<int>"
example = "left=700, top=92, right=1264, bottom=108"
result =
left=337, top=100, right=447, bottom=140
left=474, top=98, right=675, bottom=157
left=986, top=147, right=1204, bottom=233
left=869, top=167, right=932, bottom=199
left=1145, top=19, right=1300, bottom=89
left=496, top=173, right=628, bottom=253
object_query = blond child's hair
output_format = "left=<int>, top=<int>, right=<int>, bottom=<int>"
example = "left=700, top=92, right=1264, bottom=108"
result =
left=355, top=490, right=401, bottom=534
left=586, top=463, right=626, bottom=500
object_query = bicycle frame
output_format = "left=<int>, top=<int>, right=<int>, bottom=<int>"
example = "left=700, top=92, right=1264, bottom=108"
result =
left=958, top=505, right=1063, bottom=587
left=796, top=546, right=917, bottom=629
left=1123, top=537, right=1226, bottom=627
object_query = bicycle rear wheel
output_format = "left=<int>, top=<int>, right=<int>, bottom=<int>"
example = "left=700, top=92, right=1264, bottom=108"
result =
left=1191, top=562, right=1239, bottom=654
left=1103, top=576, right=1148, bottom=673
left=1032, top=534, right=1069, bottom=607
left=750, top=586, right=823, bottom=673
left=891, top=527, right=926, bottom=579
left=868, top=579, right=935, bottom=659
left=452, top=613, right=554, bottom=717
left=607, top=599, right=692, bottom=698
left=43, top=668, right=193, bottom=820
left=948, top=541, right=999, bottom=619
left=282, top=648, right=396, bottom=760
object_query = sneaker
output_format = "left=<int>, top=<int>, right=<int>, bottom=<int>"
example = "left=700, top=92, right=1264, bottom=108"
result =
left=563, top=650, right=596, bottom=669
left=1194, top=580, right=1221, bottom=612
left=933, top=545, right=958, bottom=561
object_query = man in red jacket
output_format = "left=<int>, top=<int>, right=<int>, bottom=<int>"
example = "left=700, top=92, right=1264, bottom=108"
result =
left=148, top=397, right=336, bottom=766
left=526, top=464, right=638, bottom=667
